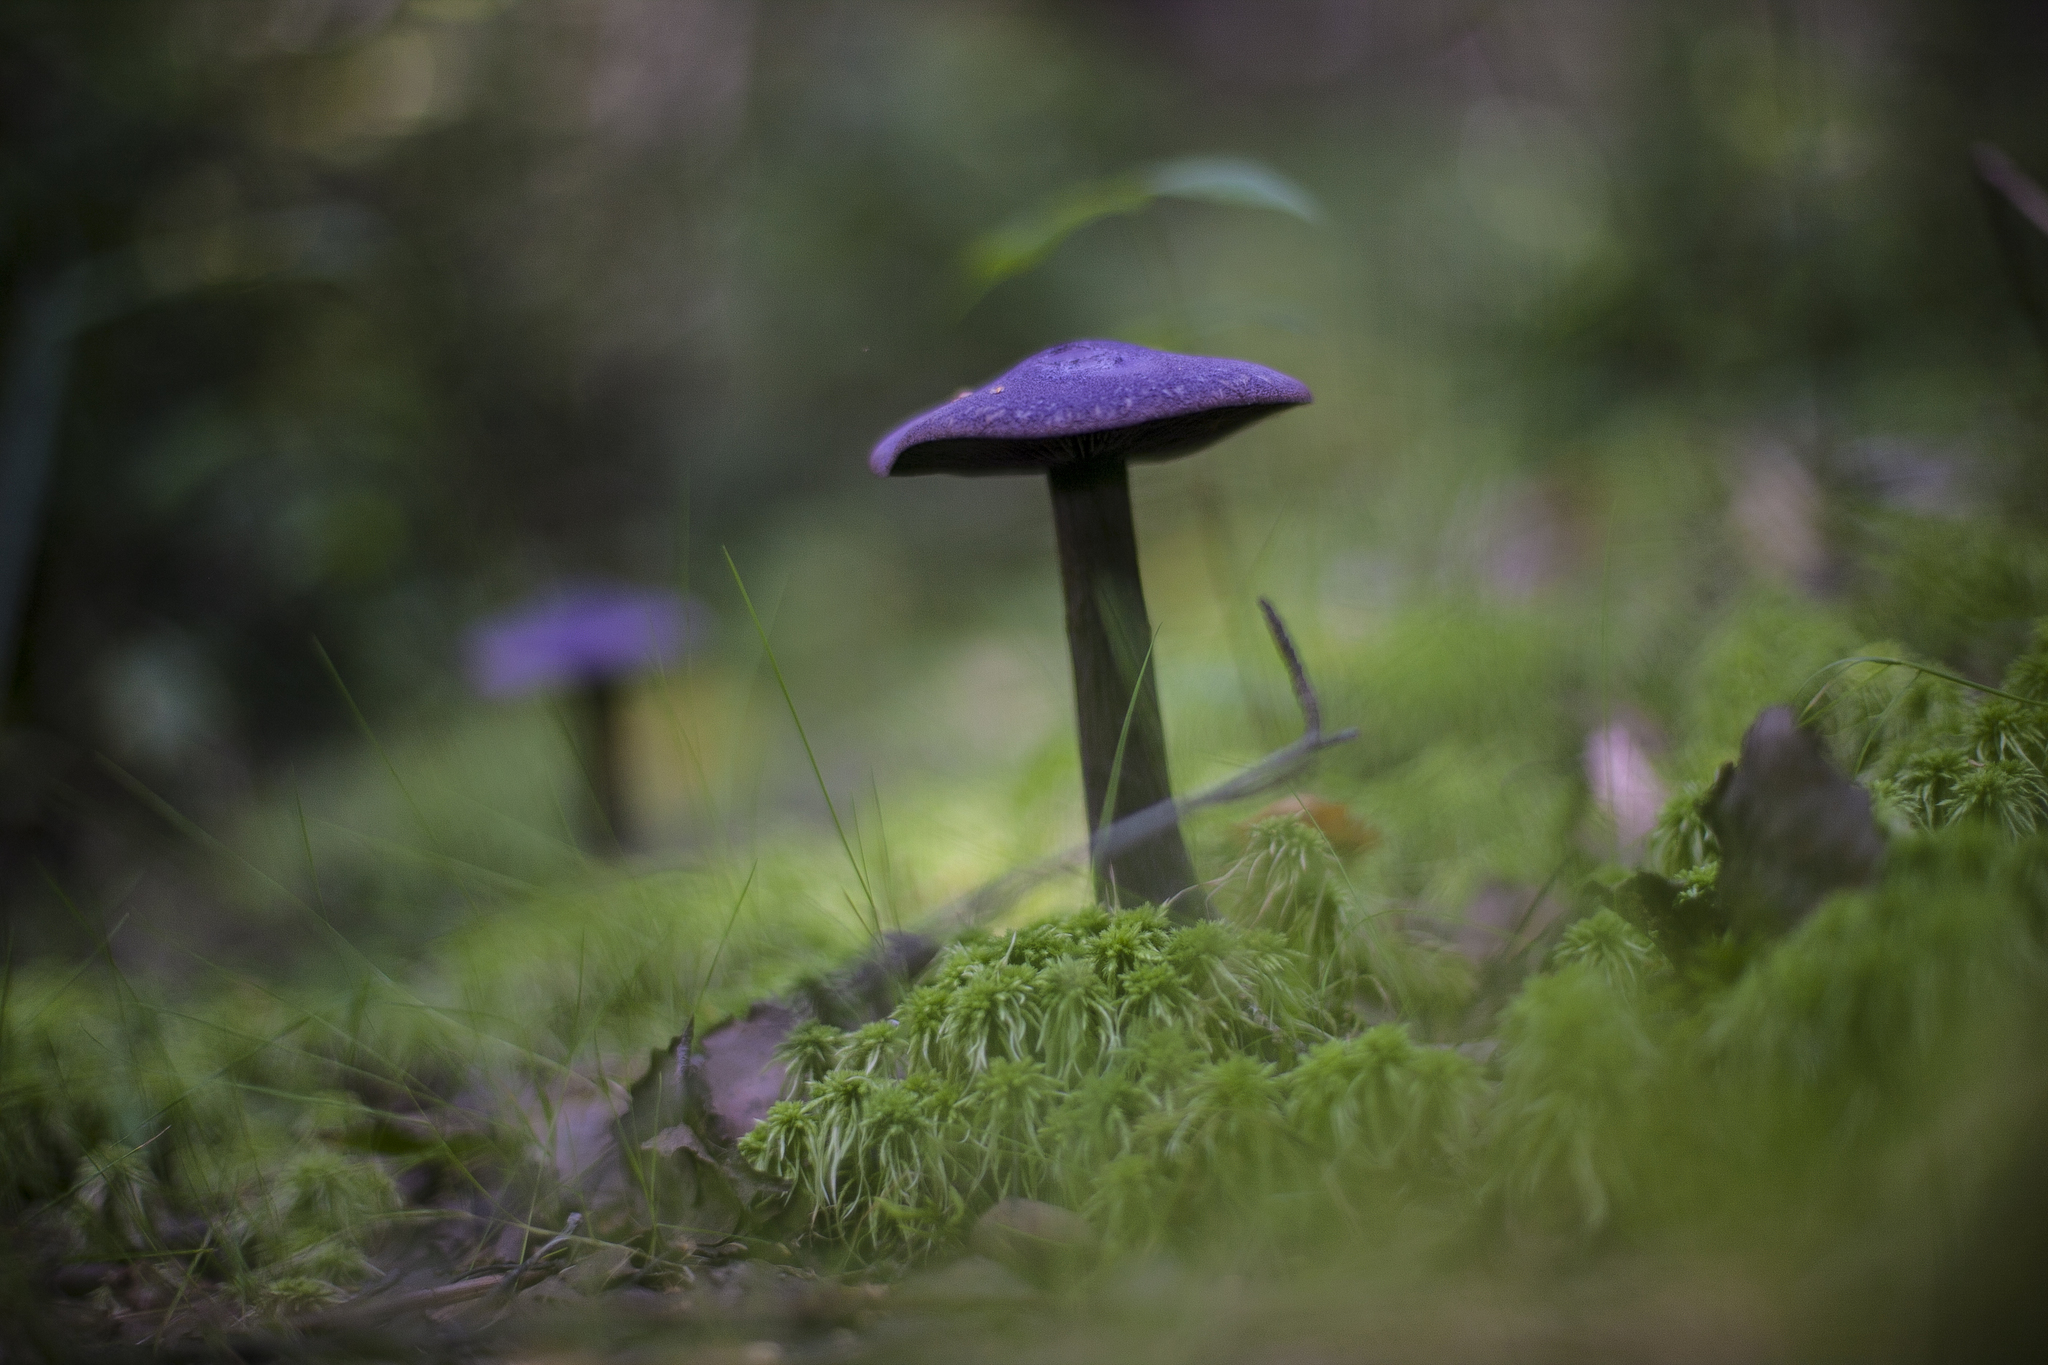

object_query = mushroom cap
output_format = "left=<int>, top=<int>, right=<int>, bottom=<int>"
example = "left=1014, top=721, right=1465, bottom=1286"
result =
left=869, top=339, right=1311, bottom=477
left=466, top=582, right=704, bottom=698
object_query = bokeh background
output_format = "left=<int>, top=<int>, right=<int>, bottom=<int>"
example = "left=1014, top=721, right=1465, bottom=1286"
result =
left=6, top=0, right=2048, bottom=973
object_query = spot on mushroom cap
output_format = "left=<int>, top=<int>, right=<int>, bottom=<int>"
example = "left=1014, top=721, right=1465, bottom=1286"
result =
left=466, top=582, right=705, bottom=698
left=869, top=339, right=1311, bottom=477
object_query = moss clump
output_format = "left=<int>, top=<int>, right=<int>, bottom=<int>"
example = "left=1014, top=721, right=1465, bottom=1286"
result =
left=1816, top=626, right=2048, bottom=843
left=1219, top=816, right=1350, bottom=956
left=743, top=905, right=1346, bottom=1257
left=734, top=812, right=1503, bottom=1264
left=741, top=810, right=2048, bottom=1274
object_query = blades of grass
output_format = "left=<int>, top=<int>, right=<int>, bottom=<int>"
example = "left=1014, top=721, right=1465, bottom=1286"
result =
left=721, top=573, right=793, bottom=847
left=724, top=547, right=880, bottom=939
left=12, top=914, right=130, bottom=1032
left=545, top=768, right=579, bottom=847
left=1800, top=657, right=1931, bottom=773
left=119, top=963, right=501, bottom=1207
left=312, top=638, right=436, bottom=840
left=310, top=818, right=537, bottom=895
left=688, top=860, right=757, bottom=1021
left=132, top=923, right=568, bottom=1148
left=38, top=862, right=142, bottom=1037
left=577, top=870, right=752, bottom=1166
left=569, top=933, right=588, bottom=1064
left=92, top=799, right=510, bottom=1207
left=44, top=1126, right=173, bottom=1227
left=432, top=783, right=587, bottom=865
left=842, top=889, right=873, bottom=942
left=573, top=912, right=691, bottom=1065
left=545, top=694, right=618, bottom=854
left=1804, top=655, right=2048, bottom=712
left=151, top=1224, right=215, bottom=1347
left=1096, top=629, right=1162, bottom=836
left=99, top=755, right=356, bottom=921
left=290, top=771, right=330, bottom=923
left=870, top=773, right=900, bottom=933
left=650, top=467, right=718, bottom=831
left=849, top=793, right=870, bottom=906
left=1197, top=490, right=1282, bottom=747
left=229, top=1077, right=285, bottom=1282
left=313, top=637, right=483, bottom=917
left=286, top=771, right=429, bottom=1018
left=650, top=649, right=718, bottom=839
left=101, top=758, right=414, bottom=995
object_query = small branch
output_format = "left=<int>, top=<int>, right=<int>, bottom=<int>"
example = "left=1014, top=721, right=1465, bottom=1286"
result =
left=317, top=1214, right=585, bottom=1323
left=1973, top=143, right=2048, bottom=370
left=925, top=599, right=1356, bottom=933
left=1975, top=144, right=2048, bottom=240
left=1259, top=596, right=1318, bottom=735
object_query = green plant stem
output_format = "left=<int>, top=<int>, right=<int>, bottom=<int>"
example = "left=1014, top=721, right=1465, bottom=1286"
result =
left=724, top=547, right=881, bottom=939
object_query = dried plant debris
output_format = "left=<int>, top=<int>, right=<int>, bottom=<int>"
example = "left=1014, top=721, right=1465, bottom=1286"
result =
left=1706, top=706, right=1886, bottom=935
left=700, top=1002, right=803, bottom=1142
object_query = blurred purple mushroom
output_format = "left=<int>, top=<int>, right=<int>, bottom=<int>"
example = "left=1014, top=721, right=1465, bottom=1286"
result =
left=871, top=339, right=1311, bottom=917
left=466, top=582, right=704, bottom=849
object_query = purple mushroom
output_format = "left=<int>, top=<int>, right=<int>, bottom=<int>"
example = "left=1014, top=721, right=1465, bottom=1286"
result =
left=871, top=339, right=1311, bottom=917
left=466, top=582, right=703, bottom=849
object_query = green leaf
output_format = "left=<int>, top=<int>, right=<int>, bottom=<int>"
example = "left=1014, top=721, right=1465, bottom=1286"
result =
left=962, top=156, right=1320, bottom=299
left=1141, top=156, right=1322, bottom=222
left=964, top=177, right=1154, bottom=295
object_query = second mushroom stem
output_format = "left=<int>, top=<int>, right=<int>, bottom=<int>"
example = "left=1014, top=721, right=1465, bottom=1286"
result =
left=1047, top=458, right=1206, bottom=919
left=576, top=677, right=627, bottom=852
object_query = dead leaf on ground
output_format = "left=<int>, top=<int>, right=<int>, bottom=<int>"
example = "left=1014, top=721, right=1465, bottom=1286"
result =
left=1237, top=794, right=1379, bottom=857
left=1707, top=705, right=1884, bottom=935
left=643, top=1123, right=715, bottom=1161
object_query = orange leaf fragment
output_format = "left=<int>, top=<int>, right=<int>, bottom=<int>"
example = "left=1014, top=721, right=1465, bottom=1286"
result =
left=1239, top=794, right=1378, bottom=857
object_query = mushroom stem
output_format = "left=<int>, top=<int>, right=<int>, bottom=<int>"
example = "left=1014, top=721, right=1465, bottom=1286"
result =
left=575, top=677, right=627, bottom=851
left=1047, top=459, right=1205, bottom=919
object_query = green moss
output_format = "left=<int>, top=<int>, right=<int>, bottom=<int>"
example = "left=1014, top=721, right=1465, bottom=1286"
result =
left=1552, top=909, right=1666, bottom=995
left=740, top=904, right=1333, bottom=1257
left=1490, top=964, right=1662, bottom=1231
left=1220, top=817, right=1348, bottom=956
